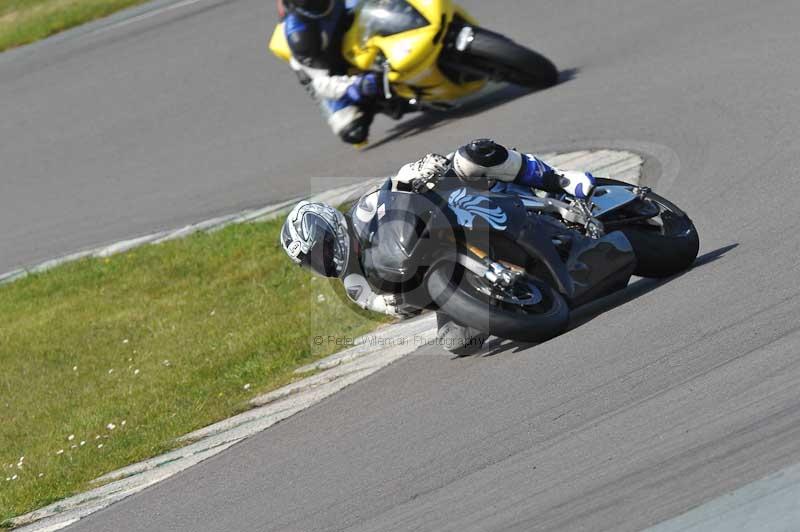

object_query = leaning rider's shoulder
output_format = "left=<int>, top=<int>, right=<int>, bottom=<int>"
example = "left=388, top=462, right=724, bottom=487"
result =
left=283, top=13, right=307, bottom=35
left=354, top=189, right=380, bottom=224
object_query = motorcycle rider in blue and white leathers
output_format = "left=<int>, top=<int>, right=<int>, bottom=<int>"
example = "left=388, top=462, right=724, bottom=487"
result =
left=279, top=0, right=383, bottom=145
left=281, top=139, right=596, bottom=353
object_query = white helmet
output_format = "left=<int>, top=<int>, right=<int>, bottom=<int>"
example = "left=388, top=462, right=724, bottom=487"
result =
left=281, top=201, right=350, bottom=278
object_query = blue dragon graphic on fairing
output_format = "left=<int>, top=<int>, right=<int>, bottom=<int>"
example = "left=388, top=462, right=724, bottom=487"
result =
left=448, top=188, right=508, bottom=231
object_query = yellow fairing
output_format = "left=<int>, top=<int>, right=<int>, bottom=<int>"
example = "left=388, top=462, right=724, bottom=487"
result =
left=343, top=0, right=485, bottom=102
left=269, top=23, right=292, bottom=63
left=270, top=0, right=486, bottom=103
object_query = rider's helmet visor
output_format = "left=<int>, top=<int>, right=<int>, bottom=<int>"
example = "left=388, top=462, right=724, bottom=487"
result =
left=298, top=217, right=344, bottom=278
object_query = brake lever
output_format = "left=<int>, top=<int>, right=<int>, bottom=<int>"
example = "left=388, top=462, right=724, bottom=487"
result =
left=382, top=61, right=392, bottom=100
left=573, top=197, right=605, bottom=238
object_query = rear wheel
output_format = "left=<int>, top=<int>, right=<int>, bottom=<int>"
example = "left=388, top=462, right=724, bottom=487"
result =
left=596, top=178, right=700, bottom=278
left=426, top=262, right=569, bottom=343
left=462, top=27, right=558, bottom=88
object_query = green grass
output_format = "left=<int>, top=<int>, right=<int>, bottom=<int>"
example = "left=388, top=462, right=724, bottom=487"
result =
left=0, top=0, right=154, bottom=52
left=0, top=217, right=389, bottom=524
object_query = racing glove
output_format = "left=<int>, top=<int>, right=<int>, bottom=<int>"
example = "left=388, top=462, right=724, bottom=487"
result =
left=345, top=73, right=383, bottom=104
left=554, top=170, right=596, bottom=199
left=344, top=273, right=404, bottom=317
left=393, top=154, right=452, bottom=191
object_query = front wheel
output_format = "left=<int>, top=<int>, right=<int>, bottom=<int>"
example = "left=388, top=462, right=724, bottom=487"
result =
left=426, top=263, right=569, bottom=343
left=596, top=178, right=700, bottom=278
left=460, top=27, right=558, bottom=88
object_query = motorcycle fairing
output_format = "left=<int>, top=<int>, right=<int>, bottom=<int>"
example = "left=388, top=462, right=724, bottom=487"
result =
left=350, top=180, right=436, bottom=291
left=350, top=178, right=637, bottom=306
left=591, top=184, right=639, bottom=217
left=447, top=188, right=509, bottom=231
left=454, top=192, right=636, bottom=305
left=269, top=23, right=292, bottom=62
left=480, top=193, right=635, bottom=305
left=565, top=231, right=636, bottom=307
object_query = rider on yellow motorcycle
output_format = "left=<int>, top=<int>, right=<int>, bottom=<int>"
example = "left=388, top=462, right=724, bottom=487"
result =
left=279, top=0, right=386, bottom=144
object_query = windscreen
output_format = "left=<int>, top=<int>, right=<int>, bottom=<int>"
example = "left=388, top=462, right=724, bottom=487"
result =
left=355, top=0, right=429, bottom=44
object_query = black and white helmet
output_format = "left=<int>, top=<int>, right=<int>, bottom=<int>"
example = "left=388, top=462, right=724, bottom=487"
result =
left=283, top=0, right=334, bottom=19
left=281, top=201, right=350, bottom=278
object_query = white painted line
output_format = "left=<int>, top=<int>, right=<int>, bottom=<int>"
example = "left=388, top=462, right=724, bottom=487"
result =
left=293, top=316, right=442, bottom=375
left=92, top=0, right=210, bottom=35
left=12, top=439, right=244, bottom=532
left=0, top=269, right=26, bottom=284
left=544, top=150, right=593, bottom=167
left=93, top=232, right=170, bottom=258
left=27, top=518, right=79, bottom=532
left=0, top=186, right=362, bottom=287
left=28, top=251, right=94, bottom=274
left=558, top=149, right=630, bottom=171
left=0, top=0, right=216, bottom=63
left=540, top=151, right=644, bottom=179
left=589, top=156, right=643, bottom=176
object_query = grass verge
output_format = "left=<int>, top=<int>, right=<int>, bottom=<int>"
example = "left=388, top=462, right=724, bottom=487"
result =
left=0, top=216, right=389, bottom=524
left=0, top=0, right=154, bottom=52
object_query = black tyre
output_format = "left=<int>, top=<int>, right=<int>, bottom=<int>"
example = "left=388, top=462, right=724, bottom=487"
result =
left=426, top=262, right=569, bottom=343
left=464, top=27, right=558, bottom=88
left=596, top=178, right=700, bottom=278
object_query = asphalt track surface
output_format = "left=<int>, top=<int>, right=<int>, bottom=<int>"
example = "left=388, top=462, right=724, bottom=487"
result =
left=5, top=0, right=800, bottom=530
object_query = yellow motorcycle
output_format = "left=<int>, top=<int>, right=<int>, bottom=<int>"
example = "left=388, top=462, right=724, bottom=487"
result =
left=269, top=0, right=558, bottom=115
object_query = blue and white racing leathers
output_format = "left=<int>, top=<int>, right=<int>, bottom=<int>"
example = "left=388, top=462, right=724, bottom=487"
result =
left=283, top=0, right=375, bottom=144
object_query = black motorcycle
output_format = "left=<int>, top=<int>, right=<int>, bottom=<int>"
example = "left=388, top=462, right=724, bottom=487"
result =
left=351, top=174, right=700, bottom=343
